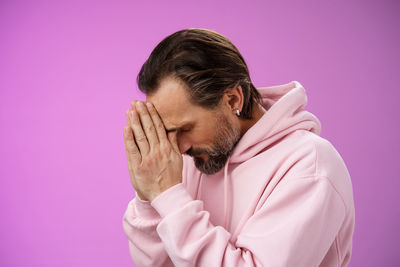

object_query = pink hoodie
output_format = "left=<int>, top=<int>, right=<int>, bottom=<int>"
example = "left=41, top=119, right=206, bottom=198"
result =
left=122, top=81, right=355, bottom=267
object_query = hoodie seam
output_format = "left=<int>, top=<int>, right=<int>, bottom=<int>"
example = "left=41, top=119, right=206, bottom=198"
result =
left=313, top=139, right=318, bottom=178
left=313, top=140, right=348, bottom=214
left=223, top=156, right=231, bottom=230
left=334, top=233, right=342, bottom=266
left=195, top=173, right=203, bottom=200
left=273, top=174, right=348, bottom=221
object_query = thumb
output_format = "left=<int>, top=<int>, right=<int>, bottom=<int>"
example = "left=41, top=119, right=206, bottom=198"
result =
left=167, top=130, right=180, bottom=153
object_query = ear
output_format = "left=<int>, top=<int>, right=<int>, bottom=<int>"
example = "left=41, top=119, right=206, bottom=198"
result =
left=222, top=85, right=244, bottom=114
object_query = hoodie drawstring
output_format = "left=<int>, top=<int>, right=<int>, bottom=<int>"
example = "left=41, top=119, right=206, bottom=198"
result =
left=223, top=156, right=231, bottom=230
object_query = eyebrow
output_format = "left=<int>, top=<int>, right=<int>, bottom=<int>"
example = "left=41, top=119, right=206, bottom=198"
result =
left=165, top=122, right=193, bottom=133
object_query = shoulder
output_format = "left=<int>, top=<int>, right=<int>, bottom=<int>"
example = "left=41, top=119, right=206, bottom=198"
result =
left=280, top=130, right=349, bottom=178
left=281, top=130, right=354, bottom=211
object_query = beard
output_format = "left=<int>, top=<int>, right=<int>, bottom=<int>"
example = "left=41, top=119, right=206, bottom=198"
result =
left=185, top=113, right=241, bottom=175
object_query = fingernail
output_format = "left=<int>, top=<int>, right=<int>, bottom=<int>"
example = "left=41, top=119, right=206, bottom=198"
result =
left=136, top=101, right=144, bottom=110
left=146, top=102, right=153, bottom=109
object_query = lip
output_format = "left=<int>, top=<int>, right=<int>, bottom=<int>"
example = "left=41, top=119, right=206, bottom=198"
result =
left=195, top=153, right=208, bottom=161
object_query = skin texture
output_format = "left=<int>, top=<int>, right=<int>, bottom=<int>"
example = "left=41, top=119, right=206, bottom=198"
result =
left=123, top=76, right=266, bottom=201
left=184, top=111, right=241, bottom=175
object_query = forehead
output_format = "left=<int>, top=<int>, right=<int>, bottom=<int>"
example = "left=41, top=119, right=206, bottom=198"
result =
left=146, top=77, right=208, bottom=128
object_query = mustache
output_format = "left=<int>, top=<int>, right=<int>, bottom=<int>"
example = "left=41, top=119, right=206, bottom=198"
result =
left=185, top=147, right=219, bottom=157
left=185, top=148, right=206, bottom=157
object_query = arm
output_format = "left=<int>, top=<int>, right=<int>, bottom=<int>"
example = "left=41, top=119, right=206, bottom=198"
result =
left=122, top=196, right=174, bottom=266
left=121, top=155, right=193, bottom=266
left=122, top=100, right=184, bottom=266
left=150, top=176, right=346, bottom=267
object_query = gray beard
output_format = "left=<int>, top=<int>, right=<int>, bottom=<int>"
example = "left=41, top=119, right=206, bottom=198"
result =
left=185, top=114, right=241, bottom=175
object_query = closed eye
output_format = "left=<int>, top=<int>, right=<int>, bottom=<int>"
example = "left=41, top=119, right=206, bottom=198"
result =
left=179, top=123, right=194, bottom=133
left=165, top=123, right=194, bottom=134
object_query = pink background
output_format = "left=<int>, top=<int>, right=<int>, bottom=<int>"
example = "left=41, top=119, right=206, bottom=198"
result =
left=1, top=0, right=399, bottom=266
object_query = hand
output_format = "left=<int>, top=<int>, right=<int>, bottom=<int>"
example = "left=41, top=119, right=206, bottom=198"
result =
left=123, top=100, right=183, bottom=202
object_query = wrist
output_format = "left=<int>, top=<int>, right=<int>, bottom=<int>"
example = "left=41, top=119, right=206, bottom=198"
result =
left=149, top=180, right=181, bottom=202
left=135, top=191, right=149, bottom=201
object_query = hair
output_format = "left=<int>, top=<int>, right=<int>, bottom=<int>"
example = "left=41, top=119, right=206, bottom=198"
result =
left=136, top=28, right=262, bottom=120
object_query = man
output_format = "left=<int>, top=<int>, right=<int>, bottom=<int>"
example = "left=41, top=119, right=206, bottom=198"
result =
left=122, top=28, right=355, bottom=266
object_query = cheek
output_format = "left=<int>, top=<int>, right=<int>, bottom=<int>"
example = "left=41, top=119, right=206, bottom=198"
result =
left=191, top=128, right=215, bottom=145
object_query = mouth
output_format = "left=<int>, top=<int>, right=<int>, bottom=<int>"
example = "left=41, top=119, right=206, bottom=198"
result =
left=193, top=153, right=208, bottom=162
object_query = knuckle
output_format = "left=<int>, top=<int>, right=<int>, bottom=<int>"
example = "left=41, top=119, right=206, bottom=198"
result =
left=149, top=109, right=158, bottom=119
left=153, top=149, right=163, bottom=159
left=160, top=144, right=171, bottom=155
left=145, top=124, right=155, bottom=133
left=146, top=123, right=154, bottom=131
left=123, top=126, right=130, bottom=135
left=127, top=145, right=137, bottom=153
left=126, top=145, right=139, bottom=156
left=137, top=106, right=146, bottom=114
left=155, top=121, right=164, bottom=130
left=135, top=134, right=147, bottom=142
left=141, top=157, right=152, bottom=167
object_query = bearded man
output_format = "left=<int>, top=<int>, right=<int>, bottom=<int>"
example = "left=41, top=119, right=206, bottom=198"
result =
left=122, top=28, right=355, bottom=267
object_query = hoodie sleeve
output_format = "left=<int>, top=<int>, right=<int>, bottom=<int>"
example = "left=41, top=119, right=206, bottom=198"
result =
left=150, top=176, right=346, bottom=267
left=121, top=196, right=174, bottom=266
left=121, top=156, right=195, bottom=266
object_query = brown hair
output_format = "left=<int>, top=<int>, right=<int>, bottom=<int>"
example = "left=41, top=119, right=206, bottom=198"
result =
left=137, top=28, right=262, bottom=119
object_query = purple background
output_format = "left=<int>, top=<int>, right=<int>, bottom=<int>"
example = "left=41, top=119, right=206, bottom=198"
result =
left=1, top=0, right=399, bottom=266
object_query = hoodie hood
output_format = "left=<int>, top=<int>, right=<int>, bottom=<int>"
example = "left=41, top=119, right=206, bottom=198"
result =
left=221, top=81, right=322, bottom=229
left=228, top=80, right=322, bottom=164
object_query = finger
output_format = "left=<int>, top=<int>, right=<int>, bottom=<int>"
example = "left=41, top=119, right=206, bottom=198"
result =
left=131, top=100, right=137, bottom=109
left=123, top=124, right=141, bottom=167
left=128, top=108, right=150, bottom=155
left=168, top=130, right=180, bottom=153
left=126, top=106, right=132, bottom=126
left=136, top=101, right=160, bottom=148
left=145, top=102, right=169, bottom=144
left=123, top=125, right=140, bottom=191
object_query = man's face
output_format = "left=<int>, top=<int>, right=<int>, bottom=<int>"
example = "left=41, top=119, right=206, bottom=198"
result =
left=147, top=76, right=241, bottom=174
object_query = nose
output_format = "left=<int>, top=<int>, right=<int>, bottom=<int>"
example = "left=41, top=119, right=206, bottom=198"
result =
left=177, top=135, right=191, bottom=154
